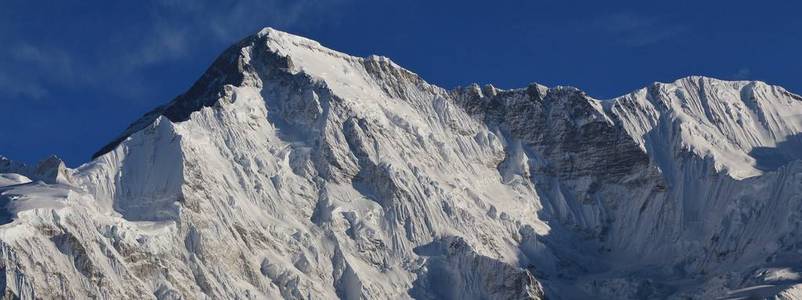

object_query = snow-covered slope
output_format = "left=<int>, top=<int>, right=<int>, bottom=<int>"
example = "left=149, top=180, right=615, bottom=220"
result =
left=1, top=28, right=802, bottom=299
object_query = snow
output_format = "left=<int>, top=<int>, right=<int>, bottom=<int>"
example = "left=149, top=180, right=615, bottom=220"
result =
left=1, top=182, right=71, bottom=213
left=611, top=76, right=802, bottom=179
left=0, top=173, right=31, bottom=187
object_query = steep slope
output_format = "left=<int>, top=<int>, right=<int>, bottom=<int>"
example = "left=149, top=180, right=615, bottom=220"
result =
left=1, top=28, right=801, bottom=299
left=452, top=77, right=802, bottom=298
left=1, top=28, right=546, bottom=299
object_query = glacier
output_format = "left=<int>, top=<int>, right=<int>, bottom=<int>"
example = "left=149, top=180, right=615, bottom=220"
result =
left=1, top=27, right=802, bottom=299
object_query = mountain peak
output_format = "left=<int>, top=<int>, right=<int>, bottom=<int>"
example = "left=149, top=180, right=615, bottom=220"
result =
left=256, top=27, right=327, bottom=56
left=93, top=27, right=432, bottom=159
left=6, top=27, right=802, bottom=299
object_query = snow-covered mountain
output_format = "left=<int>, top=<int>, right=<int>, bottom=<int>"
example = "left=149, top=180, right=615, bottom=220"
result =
left=2, top=28, right=802, bottom=299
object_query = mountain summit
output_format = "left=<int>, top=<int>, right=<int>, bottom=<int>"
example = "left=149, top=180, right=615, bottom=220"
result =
left=1, top=28, right=802, bottom=299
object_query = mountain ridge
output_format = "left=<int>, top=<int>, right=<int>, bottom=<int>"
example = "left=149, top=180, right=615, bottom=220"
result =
left=1, top=27, right=802, bottom=299
left=92, top=27, right=801, bottom=163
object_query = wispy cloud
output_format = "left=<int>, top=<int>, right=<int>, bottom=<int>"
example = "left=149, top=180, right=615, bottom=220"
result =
left=0, top=43, right=92, bottom=100
left=731, top=67, right=752, bottom=80
left=1, top=0, right=352, bottom=102
left=122, top=0, right=350, bottom=70
left=0, top=71, right=49, bottom=100
left=122, top=25, right=191, bottom=71
left=9, top=43, right=91, bottom=86
left=591, top=12, right=688, bottom=47
left=155, top=0, right=348, bottom=42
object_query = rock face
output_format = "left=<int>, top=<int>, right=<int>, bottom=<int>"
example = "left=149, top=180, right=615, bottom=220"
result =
left=1, top=28, right=802, bottom=299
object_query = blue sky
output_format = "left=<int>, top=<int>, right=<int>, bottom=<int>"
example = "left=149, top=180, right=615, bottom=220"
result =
left=2, top=0, right=801, bottom=166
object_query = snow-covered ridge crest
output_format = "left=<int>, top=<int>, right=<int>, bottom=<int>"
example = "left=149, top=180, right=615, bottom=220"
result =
left=257, top=27, right=415, bottom=77
left=1, top=155, right=74, bottom=185
left=93, top=27, right=431, bottom=160
left=611, top=75, right=802, bottom=179
left=2, top=27, right=802, bottom=299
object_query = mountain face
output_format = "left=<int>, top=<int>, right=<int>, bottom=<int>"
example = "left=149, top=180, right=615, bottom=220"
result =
left=1, top=28, right=802, bottom=300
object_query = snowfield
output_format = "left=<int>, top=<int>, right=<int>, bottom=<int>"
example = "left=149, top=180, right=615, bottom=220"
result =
left=1, top=28, right=802, bottom=299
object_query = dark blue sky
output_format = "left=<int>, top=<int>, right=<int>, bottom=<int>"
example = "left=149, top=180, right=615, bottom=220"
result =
left=2, top=0, right=801, bottom=167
